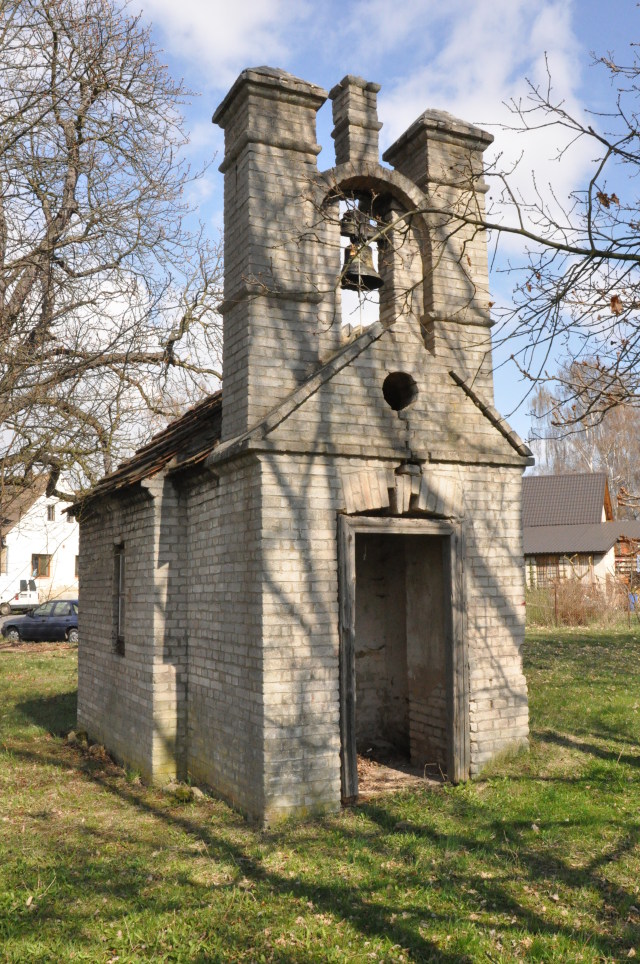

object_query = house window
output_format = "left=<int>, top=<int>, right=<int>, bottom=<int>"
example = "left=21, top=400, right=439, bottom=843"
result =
left=114, top=544, right=125, bottom=656
left=32, top=554, right=51, bottom=578
left=47, top=505, right=55, bottom=522
left=535, top=554, right=560, bottom=588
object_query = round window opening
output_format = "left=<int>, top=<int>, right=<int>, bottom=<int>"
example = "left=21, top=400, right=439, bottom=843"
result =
left=382, top=371, right=418, bottom=411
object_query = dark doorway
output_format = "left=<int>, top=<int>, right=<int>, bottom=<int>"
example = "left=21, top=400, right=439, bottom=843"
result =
left=339, top=518, right=467, bottom=802
left=354, top=531, right=447, bottom=768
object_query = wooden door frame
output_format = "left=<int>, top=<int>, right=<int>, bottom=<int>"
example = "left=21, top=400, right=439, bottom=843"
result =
left=338, top=515, right=468, bottom=802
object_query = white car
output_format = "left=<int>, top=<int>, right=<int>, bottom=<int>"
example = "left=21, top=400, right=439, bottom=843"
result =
left=0, top=578, right=40, bottom=615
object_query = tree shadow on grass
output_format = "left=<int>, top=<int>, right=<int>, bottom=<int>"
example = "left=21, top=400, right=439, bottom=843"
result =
left=16, top=689, right=77, bottom=737
left=360, top=796, right=640, bottom=957
left=4, top=745, right=485, bottom=964
left=5, top=742, right=640, bottom=963
left=537, top=728, right=640, bottom=768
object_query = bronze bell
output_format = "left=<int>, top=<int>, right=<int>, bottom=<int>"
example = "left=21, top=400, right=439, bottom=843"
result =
left=341, top=241, right=383, bottom=292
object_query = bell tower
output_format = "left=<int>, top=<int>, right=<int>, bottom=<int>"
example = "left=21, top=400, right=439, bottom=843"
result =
left=214, top=67, right=498, bottom=438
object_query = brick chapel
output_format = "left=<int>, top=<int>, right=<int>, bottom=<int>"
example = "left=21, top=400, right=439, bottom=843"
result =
left=73, top=67, right=532, bottom=823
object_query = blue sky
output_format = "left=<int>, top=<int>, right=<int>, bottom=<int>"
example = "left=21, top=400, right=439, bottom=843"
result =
left=136, top=0, right=634, bottom=440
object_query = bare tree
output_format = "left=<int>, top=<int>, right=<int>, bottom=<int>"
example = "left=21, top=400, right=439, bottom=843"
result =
left=529, top=362, right=640, bottom=517
left=483, top=51, right=640, bottom=420
left=0, top=0, right=222, bottom=517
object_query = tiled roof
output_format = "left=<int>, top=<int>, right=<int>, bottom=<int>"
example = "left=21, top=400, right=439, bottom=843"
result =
left=523, top=520, right=640, bottom=555
left=522, top=472, right=610, bottom=527
left=74, top=391, right=222, bottom=506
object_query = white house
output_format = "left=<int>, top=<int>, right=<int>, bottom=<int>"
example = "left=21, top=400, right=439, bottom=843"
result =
left=0, top=480, right=79, bottom=613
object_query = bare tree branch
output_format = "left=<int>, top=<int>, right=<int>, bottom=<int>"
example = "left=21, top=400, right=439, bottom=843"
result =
left=0, top=0, right=222, bottom=517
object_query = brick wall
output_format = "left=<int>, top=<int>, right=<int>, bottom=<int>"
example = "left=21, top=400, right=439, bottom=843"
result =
left=462, top=467, right=529, bottom=770
left=185, top=457, right=265, bottom=820
left=78, top=489, right=158, bottom=780
left=77, top=476, right=188, bottom=783
left=258, top=452, right=343, bottom=820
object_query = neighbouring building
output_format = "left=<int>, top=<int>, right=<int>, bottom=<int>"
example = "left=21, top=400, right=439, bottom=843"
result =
left=0, top=480, right=79, bottom=613
left=72, top=68, right=533, bottom=823
left=523, top=472, right=640, bottom=588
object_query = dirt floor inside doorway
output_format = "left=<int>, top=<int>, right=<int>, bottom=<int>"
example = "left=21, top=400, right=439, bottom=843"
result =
left=356, top=750, right=443, bottom=800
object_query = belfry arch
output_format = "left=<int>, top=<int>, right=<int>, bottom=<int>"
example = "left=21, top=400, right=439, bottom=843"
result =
left=317, top=164, right=432, bottom=341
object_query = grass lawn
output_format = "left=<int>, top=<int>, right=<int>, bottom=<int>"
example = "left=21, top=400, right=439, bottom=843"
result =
left=1, top=629, right=639, bottom=962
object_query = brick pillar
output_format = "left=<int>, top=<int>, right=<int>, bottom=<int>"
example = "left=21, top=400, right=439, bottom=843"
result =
left=213, top=67, right=339, bottom=440
left=377, top=196, right=424, bottom=327
left=329, top=75, right=382, bottom=165
left=384, top=111, right=496, bottom=398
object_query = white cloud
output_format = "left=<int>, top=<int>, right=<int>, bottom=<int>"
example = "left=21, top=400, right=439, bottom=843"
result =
left=141, top=0, right=313, bottom=90
left=187, top=118, right=223, bottom=152
left=184, top=170, right=216, bottom=209
left=336, top=0, right=442, bottom=64
left=377, top=0, right=581, bottom=139
left=370, top=0, right=593, bottom=249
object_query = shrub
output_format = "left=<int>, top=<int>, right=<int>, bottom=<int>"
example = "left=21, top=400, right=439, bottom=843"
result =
left=526, top=579, right=631, bottom=627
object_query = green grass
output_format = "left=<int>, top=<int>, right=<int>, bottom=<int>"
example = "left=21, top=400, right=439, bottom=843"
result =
left=1, top=631, right=639, bottom=962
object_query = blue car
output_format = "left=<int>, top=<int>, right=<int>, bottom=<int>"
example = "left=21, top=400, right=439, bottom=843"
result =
left=1, top=600, right=78, bottom=643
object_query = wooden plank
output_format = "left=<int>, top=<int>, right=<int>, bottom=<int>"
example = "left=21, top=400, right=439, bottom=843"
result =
left=444, top=526, right=469, bottom=782
left=338, top=517, right=358, bottom=802
left=368, top=470, right=383, bottom=511
left=342, top=474, right=356, bottom=514
left=347, top=516, right=454, bottom=536
left=435, top=477, right=450, bottom=517
left=400, top=475, right=411, bottom=514
left=425, top=478, right=439, bottom=514
left=417, top=477, right=429, bottom=511
left=375, top=468, right=391, bottom=510
left=351, top=473, right=366, bottom=514
left=359, top=471, right=373, bottom=512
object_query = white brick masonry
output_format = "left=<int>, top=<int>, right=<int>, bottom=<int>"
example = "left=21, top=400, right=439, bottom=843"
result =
left=77, top=67, right=531, bottom=824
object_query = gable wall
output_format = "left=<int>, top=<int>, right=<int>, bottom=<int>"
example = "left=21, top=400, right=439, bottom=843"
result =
left=256, top=450, right=527, bottom=819
left=265, top=316, right=521, bottom=467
